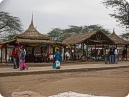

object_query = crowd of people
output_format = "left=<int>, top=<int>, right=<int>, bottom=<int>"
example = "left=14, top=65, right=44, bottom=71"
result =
left=12, top=47, right=62, bottom=70
left=11, top=47, right=28, bottom=71
left=105, top=47, right=127, bottom=64
left=11, top=46, right=127, bottom=71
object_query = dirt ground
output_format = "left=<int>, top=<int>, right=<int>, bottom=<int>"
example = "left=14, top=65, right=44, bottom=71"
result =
left=0, top=67, right=129, bottom=97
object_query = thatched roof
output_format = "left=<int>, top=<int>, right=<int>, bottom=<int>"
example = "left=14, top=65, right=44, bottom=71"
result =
left=3, top=20, right=68, bottom=46
left=3, top=19, right=54, bottom=44
left=63, top=30, right=114, bottom=45
left=109, top=31, right=128, bottom=45
left=2, top=39, right=16, bottom=44
left=12, top=21, right=50, bottom=40
left=53, top=41, right=67, bottom=46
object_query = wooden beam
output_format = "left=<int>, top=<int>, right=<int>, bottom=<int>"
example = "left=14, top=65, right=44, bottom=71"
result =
left=89, top=39, right=111, bottom=43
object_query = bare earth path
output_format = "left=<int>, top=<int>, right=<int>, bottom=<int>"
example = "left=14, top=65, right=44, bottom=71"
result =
left=0, top=67, right=129, bottom=97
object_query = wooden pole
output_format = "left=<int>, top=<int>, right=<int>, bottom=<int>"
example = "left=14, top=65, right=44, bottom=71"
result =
left=126, top=45, right=127, bottom=61
left=1, top=48, right=2, bottom=63
left=83, top=43, right=84, bottom=55
left=86, top=45, right=88, bottom=58
left=95, top=44, right=97, bottom=61
left=5, top=45, right=7, bottom=65
left=64, top=46, right=66, bottom=60
left=74, top=44, right=76, bottom=61
left=53, top=46, right=55, bottom=60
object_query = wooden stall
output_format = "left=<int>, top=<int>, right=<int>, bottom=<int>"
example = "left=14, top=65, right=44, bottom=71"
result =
left=62, top=30, right=115, bottom=61
left=2, top=19, right=54, bottom=63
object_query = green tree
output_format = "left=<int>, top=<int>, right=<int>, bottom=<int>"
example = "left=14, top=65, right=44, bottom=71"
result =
left=87, top=25, right=110, bottom=35
left=0, top=11, right=23, bottom=37
left=101, top=0, right=129, bottom=28
left=47, top=28, right=64, bottom=42
left=120, top=33, right=129, bottom=40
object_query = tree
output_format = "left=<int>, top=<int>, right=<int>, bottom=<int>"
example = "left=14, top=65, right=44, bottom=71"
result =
left=47, top=28, right=65, bottom=42
left=101, top=0, right=129, bottom=28
left=85, top=25, right=110, bottom=35
left=120, top=33, right=129, bottom=40
left=0, top=11, right=23, bottom=38
left=47, top=25, right=111, bottom=42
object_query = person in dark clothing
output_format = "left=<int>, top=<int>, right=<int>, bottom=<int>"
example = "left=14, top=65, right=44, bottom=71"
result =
left=109, top=47, right=115, bottom=64
left=12, top=48, right=18, bottom=69
left=122, top=48, right=127, bottom=61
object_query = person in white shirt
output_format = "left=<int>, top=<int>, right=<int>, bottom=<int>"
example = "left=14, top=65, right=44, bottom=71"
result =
left=65, top=50, right=70, bottom=60
left=114, top=48, right=119, bottom=64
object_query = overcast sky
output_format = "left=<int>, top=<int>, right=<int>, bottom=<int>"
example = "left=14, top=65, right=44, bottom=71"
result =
left=0, top=0, right=129, bottom=35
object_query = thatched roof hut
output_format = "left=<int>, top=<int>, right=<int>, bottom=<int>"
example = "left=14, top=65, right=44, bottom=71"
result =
left=62, top=30, right=114, bottom=45
left=109, top=31, right=128, bottom=45
left=3, top=20, right=54, bottom=45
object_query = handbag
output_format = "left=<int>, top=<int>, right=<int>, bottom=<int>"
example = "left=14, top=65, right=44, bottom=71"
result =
left=55, top=60, right=60, bottom=69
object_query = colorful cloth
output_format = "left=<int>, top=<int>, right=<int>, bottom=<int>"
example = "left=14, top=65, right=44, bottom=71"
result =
left=20, top=60, right=28, bottom=70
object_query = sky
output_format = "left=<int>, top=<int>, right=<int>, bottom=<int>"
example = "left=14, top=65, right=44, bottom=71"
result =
left=0, top=0, right=129, bottom=35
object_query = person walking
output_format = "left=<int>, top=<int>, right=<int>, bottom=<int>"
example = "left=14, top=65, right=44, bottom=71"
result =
left=53, top=49, right=62, bottom=69
left=12, top=48, right=18, bottom=69
left=105, top=48, right=109, bottom=64
left=109, top=47, right=115, bottom=64
left=19, top=47, right=28, bottom=71
left=114, top=48, right=118, bottom=64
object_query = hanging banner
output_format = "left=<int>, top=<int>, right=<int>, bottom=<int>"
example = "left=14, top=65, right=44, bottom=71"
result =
left=28, top=44, right=38, bottom=46
left=52, top=45, right=56, bottom=48
left=38, top=44, right=47, bottom=46
left=67, top=44, right=71, bottom=48
left=20, top=44, right=26, bottom=47
left=2, top=45, right=6, bottom=48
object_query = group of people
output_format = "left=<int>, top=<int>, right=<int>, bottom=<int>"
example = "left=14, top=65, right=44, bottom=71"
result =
left=12, top=46, right=126, bottom=70
left=105, top=47, right=127, bottom=64
left=12, top=47, right=28, bottom=71
left=12, top=47, right=62, bottom=70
